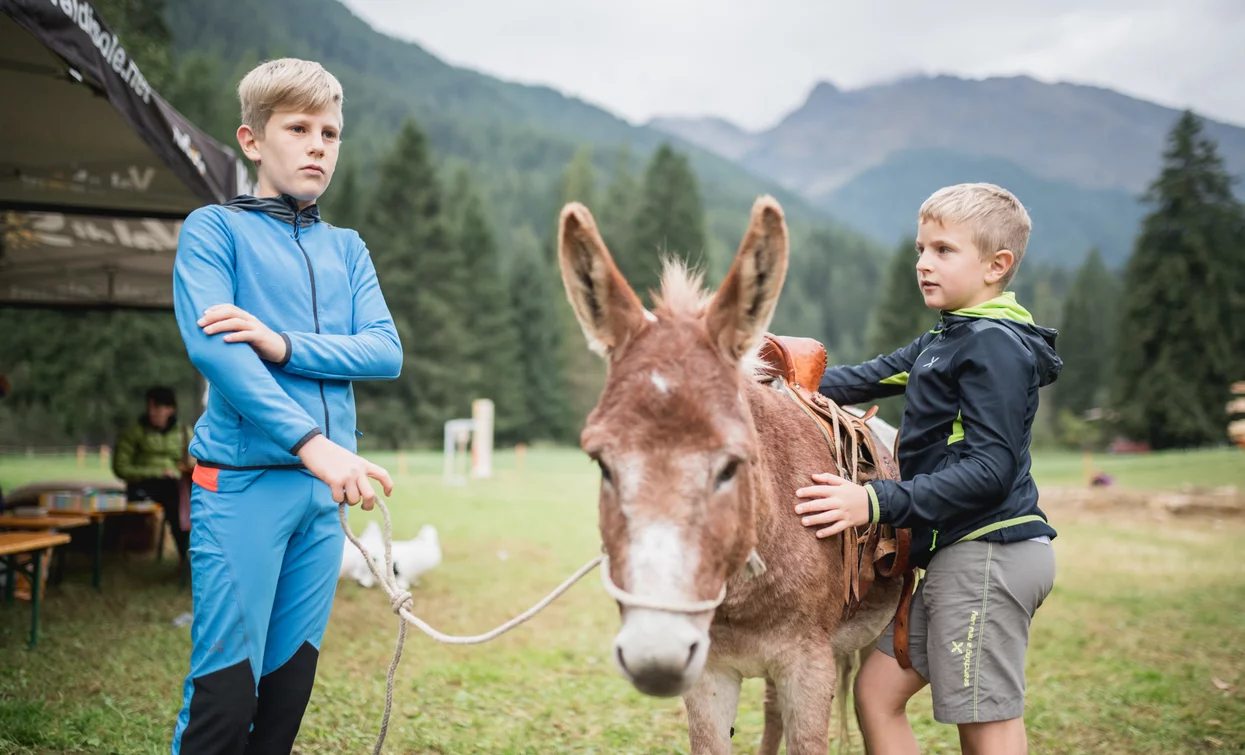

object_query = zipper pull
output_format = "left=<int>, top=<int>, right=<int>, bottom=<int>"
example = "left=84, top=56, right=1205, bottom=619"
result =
left=930, top=530, right=939, bottom=551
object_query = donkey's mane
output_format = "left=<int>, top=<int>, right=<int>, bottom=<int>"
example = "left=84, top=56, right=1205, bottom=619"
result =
left=651, top=257, right=770, bottom=382
left=651, top=256, right=711, bottom=320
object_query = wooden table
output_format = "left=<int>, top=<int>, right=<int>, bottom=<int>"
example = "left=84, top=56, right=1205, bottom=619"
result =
left=0, top=532, right=72, bottom=648
left=0, top=515, right=93, bottom=591
left=0, top=516, right=90, bottom=530
left=43, top=505, right=162, bottom=590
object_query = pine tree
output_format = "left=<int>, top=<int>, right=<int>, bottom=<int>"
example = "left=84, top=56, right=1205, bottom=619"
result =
left=356, top=118, right=470, bottom=448
left=508, top=227, right=575, bottom=443
left=862, top=237, right=934, bottom=425
left=1053, top=248, right=1117, bottom=420
left=322, top=162, right=364, bottom=232
left=598, top=143, right=641, bottom=263
left=93, top=0, right=174, bottom=88
left=628, top=143, right=708, bottom=305
left=866, top=237, right=932, bottom=356
left=1111, top=110, right=1245, bottom=448
left=768, top=226, right=884, bottom=364
left=164, top=52, right=234, bottom=146
left=447, top=168, right=528, bottom=443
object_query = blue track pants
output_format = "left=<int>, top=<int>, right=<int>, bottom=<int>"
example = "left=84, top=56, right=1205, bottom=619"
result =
left=171, top=468, right=344, bottom=754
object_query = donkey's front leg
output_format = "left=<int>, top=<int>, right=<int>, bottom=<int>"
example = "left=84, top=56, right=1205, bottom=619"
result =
left=774, top=647, right=837, bottom=755
left=684, top=666, right=742, bottom=755
left=757, top=678, right=784, bottom=755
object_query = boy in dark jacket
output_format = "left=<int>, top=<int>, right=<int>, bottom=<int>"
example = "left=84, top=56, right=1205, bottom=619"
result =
left=795, top=183, right=1060, bottom=755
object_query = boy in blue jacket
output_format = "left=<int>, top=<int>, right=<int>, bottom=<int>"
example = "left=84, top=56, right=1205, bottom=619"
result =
left=170, top=58, right=402, bottom=754
left=795, top=183, right=1060, bottom=755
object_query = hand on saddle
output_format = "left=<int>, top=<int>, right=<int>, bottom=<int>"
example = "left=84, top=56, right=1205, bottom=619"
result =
left=793, top=472, right=871, bottom=538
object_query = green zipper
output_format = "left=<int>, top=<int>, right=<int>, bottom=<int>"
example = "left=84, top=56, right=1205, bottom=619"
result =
left=930, top=530, right=938, bottom=551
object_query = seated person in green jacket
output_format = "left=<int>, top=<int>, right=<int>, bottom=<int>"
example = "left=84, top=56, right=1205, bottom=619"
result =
left=113, top=386, right=192, bottom=560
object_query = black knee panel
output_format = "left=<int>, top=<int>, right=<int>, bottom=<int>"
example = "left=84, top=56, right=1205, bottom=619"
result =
left=179, top=659, right=256, bottom=755
left=244, top=642, right=320, bottom=754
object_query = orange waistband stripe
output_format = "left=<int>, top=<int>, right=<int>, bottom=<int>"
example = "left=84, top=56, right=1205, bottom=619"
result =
left=192, top=465, right=219, bottom=492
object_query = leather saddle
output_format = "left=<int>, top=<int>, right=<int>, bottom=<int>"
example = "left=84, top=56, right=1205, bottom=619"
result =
left=756, top=333, right=918, bottom=669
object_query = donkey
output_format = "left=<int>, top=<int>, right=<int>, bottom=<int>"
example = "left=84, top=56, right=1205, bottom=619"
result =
left=557, top=196, right=904, bottom=754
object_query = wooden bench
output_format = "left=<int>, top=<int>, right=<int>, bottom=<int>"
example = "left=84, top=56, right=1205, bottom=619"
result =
left=0, top=532, right=72, bottom=648
left=0, top=515, right=93, bottom=590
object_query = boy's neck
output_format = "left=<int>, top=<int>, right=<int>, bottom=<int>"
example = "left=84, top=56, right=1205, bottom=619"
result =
left=946, top=288, right=1007, bottom=313
left=255, top=177, right=317, bottom=210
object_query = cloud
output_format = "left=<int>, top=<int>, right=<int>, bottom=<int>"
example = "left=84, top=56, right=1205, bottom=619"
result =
left=342, top=0, right=1245, bottom=130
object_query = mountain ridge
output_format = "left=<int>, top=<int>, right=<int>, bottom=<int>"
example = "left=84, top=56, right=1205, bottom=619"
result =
left=651, top=73, right=1245, bottom=267
left=765, top=74, right=1242, bottom=194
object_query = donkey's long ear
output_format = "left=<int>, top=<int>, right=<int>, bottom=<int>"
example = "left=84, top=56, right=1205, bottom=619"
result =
left=558, top=202, right=648, bottom=358
left=706, top=196, right=789, bottom=362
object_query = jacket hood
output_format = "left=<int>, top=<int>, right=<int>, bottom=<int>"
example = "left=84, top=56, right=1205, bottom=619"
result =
left=944, top=292, right=1063, bottom=387
left=224, top=194, right=320, bottom=228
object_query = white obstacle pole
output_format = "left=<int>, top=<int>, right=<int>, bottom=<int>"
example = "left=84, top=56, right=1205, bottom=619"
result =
left=442, top=421, right=453, bottom=484
left=443, top=418, right=474, bottom=485
left=470, top=399, right=494, bottom=479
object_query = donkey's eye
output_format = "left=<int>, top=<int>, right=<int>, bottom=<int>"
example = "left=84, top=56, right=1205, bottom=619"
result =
left=715, top=460, right=740, bottom=490
left=595, top=458, right=613, bottom=485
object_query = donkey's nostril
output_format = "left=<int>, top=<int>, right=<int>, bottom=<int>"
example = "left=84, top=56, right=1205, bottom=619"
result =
left=686, top=642, right=699, bottom=669
left=616, top=645, right=630, bottom=674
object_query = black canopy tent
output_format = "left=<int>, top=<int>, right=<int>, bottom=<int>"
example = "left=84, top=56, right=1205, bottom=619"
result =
left=0, top=0, right=253, bottom=309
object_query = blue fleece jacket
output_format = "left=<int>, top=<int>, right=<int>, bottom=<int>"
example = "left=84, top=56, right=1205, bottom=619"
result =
left=173, top=195, right=402, bottom=469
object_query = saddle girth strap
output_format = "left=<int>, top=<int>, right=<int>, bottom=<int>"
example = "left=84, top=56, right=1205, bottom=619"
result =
left=892, top=570, right=918, bottom=670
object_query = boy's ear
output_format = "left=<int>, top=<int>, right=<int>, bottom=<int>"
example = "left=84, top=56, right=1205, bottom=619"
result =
left=236, top=124, right=262, bottom=163
left=985, top=248, right=1015, bottom=285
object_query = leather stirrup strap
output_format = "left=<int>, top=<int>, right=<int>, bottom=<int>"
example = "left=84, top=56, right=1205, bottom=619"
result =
left=893, top=570, right=917, bottom=671
left=877, top=528, right=911, bottom=579
left=856, top=525, right=881, bottom=603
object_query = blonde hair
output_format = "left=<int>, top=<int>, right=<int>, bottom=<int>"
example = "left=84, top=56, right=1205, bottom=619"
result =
left=919, top=182, right=1031, bottom=285
left=237, top=58, right=344, bottom=136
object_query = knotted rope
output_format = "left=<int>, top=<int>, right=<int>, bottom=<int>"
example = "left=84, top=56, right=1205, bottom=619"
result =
left=338, top=500, right=733, bottom=754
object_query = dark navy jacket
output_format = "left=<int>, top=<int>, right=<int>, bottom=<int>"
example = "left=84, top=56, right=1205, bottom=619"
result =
left=173, top=195, right=402, bottom=469
left=818, top=293, right=1061, bottom=568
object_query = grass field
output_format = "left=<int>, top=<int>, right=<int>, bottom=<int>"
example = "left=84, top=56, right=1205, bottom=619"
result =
left=1, top=447, right=1242, bottom=754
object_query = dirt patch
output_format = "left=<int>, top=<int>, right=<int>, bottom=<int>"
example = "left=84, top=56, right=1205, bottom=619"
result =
left=1043, top=484, right=1245, bottom=521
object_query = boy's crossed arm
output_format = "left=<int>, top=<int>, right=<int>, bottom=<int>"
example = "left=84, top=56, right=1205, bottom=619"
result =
left=198, top=238, right=401, bottom=382
left=175, top=210, right=392, bottom=508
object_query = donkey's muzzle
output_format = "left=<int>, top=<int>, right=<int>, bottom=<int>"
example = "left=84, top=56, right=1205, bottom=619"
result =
left=612, top=610, right=709, bottom=697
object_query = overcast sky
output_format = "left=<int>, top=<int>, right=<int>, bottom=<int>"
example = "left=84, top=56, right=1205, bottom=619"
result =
left=341, top=0, right=1245, bottom=131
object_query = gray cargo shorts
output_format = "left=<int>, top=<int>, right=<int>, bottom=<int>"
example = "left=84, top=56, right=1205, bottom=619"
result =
left=877, top=538, right=1056, bottom=724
